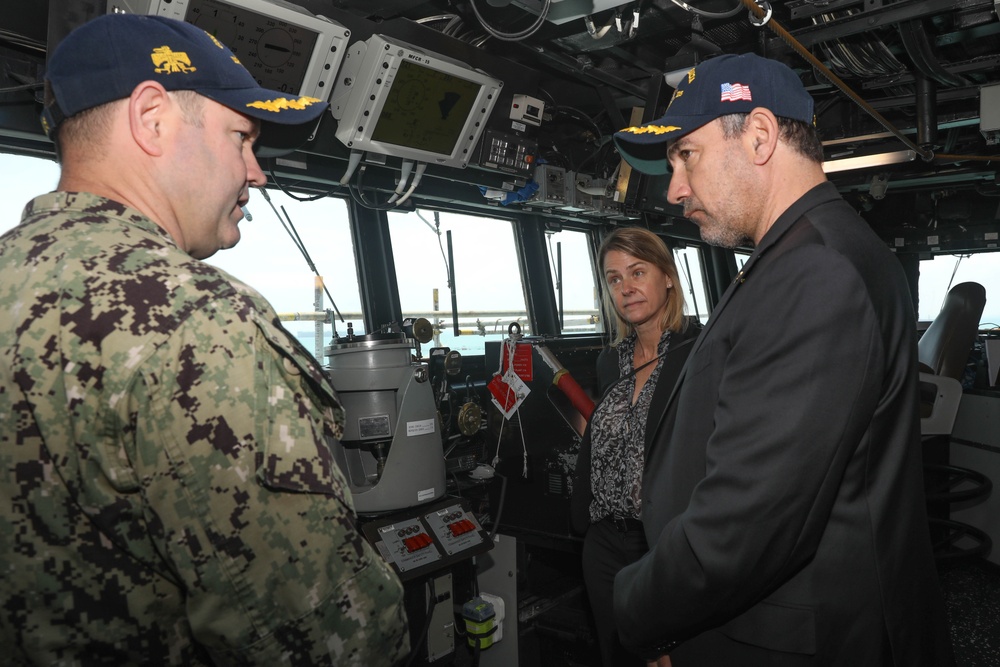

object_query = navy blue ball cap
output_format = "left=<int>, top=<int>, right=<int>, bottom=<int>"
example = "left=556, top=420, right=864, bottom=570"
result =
left=41, top=13, right=328, bottom=142
left=613, top=53, right=814, bottom=176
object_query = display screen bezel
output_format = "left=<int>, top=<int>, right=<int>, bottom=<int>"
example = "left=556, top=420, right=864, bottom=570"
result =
left=335, top=35, right=502, bottom=168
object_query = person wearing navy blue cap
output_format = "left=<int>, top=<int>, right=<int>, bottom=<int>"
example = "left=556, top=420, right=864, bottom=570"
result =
left=0, top=13, right=409, bottom=666
left=609, top=53, right=954, bottom=666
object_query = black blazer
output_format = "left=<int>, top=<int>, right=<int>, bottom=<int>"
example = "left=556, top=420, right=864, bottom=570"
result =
left=570, top=322, right=700, bottom=536
left=613, top=182, right=954, bottom=666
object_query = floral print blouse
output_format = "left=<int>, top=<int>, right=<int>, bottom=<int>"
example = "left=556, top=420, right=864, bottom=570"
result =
left=589, top=329, right=672, bottom=523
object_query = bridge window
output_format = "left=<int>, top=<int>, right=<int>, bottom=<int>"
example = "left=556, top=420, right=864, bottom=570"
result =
left=0, top=152, right=60, bottom=234
left=674, top=245, right=711, bottom=324
left=0, top=152, right=364, bottom=363
left=205, top=188, right=364, bottom=361
left=387, top=209, right=529, bottom=355
left=546, top=228, right=601, bottom=335
left=734, top=250, right=751, bottom=271
left=919, top=253, right=999, bottom=328
left=387, top=209, right=531, bottom=354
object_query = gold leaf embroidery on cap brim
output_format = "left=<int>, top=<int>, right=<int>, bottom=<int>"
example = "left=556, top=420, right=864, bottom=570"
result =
left=246, top=97, right=323, bottom=113
left=620, top=125, right=682, bottom=135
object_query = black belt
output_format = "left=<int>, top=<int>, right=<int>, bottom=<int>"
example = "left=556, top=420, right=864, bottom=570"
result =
left=607, top=514, right=643, bottom=533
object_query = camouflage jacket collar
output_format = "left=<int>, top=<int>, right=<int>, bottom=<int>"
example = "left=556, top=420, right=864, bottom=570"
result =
left=23, top=191, right=178, bottom=249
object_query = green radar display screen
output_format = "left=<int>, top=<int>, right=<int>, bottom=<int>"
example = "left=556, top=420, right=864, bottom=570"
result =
left=369, top=60, right=482, bottom=158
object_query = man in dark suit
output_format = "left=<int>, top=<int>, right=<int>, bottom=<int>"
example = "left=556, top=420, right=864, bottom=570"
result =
left=609, top=53, right=954, bottom=666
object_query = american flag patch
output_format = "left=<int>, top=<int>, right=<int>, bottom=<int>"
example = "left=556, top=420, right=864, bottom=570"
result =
left=720, top=83, right=752, bottom=102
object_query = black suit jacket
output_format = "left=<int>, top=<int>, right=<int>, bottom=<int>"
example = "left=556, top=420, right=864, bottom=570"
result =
left=570, top=323, right=700, bottom=536
left=614, top=182, right=954, bottom=666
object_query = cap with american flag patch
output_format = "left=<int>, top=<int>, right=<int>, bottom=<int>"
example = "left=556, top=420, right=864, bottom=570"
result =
left=613, top=53, right=814, bottom=176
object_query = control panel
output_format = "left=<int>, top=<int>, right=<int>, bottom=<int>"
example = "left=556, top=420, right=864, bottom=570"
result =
left=479, top=129, right=537, bottom=177
left=362, top=497, right=493, bottom=581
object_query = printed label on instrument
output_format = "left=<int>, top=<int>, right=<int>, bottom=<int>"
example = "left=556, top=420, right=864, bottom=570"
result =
left=407, top=418, right=436, bottom=436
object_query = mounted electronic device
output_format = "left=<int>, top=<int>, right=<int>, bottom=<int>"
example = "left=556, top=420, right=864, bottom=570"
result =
left=330, top=34, right=502, bottom=169
left=105, top=0, right=349, bottom=104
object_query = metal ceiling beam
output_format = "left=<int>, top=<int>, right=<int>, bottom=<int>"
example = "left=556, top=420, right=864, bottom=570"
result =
left=864, top=86, right=981, bottom=111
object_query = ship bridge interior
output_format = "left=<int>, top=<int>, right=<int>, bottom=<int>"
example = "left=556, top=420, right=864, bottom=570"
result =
left=2, top=2, right=1000, bottom=666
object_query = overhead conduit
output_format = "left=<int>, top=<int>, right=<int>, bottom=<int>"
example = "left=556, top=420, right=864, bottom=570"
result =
left=739, top=0, right=997, bottom=166
left=897, top=18, right=968, bottom=88
left=739, top=0, right=933, bottom=162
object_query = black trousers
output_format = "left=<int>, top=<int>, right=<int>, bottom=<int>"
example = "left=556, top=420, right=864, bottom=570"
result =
left=582, top=516, right=649, bottom=667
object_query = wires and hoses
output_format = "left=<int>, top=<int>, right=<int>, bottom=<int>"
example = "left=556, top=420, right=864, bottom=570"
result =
left=349, top=164, right=406, bottom=210
left=812, top=10, right=905, bottom=79
left=267, top=168, right=344, bottom=202
left=392, top=163, right=427, bottom=206
left=416, top=13, right=490, bottom=45
left=467, top=0, right=553, bottom=42
left=553, top=105, right=604, bottom=146
left=0, top=81, right=42, bottom=94
left=0, top=29, right=45, bottom=53
left=667, top=0, right=744, bottom=20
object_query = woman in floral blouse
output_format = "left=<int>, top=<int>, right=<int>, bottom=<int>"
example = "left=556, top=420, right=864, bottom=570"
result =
left=572, top=226, right=700, bottom=667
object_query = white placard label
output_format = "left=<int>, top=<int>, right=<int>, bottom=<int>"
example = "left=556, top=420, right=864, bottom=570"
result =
left=407, top=418, right=436, bottom=436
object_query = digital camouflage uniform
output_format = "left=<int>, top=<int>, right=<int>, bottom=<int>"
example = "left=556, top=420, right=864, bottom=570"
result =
left=0, top=192, right=409, bottom=665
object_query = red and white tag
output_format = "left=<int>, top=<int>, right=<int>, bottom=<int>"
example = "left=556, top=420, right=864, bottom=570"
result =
left=487, top=370, right=530, bottom=419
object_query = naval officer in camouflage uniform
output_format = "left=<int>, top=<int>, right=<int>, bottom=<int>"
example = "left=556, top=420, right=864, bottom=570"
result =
left=0, top=14, right=408, bottom=665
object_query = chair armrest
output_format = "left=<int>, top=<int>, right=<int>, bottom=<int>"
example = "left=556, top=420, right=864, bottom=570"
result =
left=918, top=372, right=963, bottom=436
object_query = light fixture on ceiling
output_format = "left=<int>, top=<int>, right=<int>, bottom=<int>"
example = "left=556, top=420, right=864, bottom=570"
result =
left=822, top=149, right=917, bottom=174
left=662, top=15, right=720, bottom=89
left=664, top=66, right=691, bottom=88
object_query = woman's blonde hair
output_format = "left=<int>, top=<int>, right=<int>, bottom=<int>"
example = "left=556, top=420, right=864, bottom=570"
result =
left=598, top=226, right=685, bottom=346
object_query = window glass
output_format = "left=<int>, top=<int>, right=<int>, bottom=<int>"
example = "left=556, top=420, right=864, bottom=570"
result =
left=919, top=253, right=1000, bottom=328
left=0, top=152, right=60, bottom=234
left=734, top=250, right=751, bottom=271
left=546, top=228, right=600, bottom=334
left=0, top=153, right=362, bottom=360
left=206, top=188, right=364, bottom=360
left=387, top=209, right=528, bottom=355
left=673, top=245, right=710, bottom=324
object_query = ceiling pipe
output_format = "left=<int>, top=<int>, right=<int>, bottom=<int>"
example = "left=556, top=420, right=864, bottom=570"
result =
left=915, top=72, right=938, bottom=150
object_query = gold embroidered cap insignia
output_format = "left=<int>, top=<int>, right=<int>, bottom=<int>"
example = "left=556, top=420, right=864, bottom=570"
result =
left=620, top=124, right=683, bottom=135
left=151, top=46, right=196, bottom=74
left=246, top=96, right=324, bottom=113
